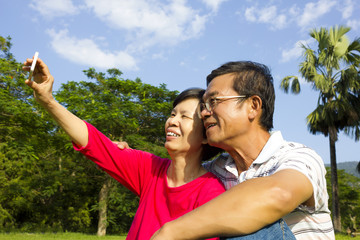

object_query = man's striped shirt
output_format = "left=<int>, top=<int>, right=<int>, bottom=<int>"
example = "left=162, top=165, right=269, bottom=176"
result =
left=203, top=131, right=335, bottom=240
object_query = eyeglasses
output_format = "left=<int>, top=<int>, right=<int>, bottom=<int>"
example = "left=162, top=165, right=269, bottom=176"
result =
left=201, top=95, right=248, bottom=112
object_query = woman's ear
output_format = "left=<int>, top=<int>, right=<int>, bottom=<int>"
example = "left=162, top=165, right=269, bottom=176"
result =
left=201, top=137, right=208, bottom=145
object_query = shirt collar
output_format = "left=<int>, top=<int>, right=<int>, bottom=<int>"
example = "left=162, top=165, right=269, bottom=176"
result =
left=253, top=131, right=284, bottom=164
left=222, top=131, right=284, bottom=177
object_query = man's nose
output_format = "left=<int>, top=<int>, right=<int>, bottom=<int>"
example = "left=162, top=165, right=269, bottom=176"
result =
left=200, top=107, right=211, bottom=120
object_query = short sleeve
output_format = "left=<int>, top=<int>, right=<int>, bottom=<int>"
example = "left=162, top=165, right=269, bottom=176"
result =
left=275, top=144, right=329, bottom=212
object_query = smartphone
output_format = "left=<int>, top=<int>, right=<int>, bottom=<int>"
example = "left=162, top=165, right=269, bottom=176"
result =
left=28, top=52, right=39, bottom=81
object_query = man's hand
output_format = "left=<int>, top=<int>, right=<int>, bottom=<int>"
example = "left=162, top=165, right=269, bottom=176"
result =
left=150, top=223, right=174, bottom=240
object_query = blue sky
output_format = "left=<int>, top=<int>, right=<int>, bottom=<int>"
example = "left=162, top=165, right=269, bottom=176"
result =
left=1, top=0, right=360, bottom=164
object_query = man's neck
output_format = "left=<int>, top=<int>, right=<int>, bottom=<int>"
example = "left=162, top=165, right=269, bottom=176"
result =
left=226, top=130, right=270, bottom=174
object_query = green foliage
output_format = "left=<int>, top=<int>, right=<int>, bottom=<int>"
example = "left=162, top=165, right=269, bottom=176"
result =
left=326, top=167, right=360, bottom=231
left=281, top=25, right=360, bottom=232
left=56, top=68, right=178, bottom=144
left=105, top=184, right=139, bottom=234
left=0, top=35, right=177, bottom=234
left=280, top=25, right=360, bottom=139
left=280, top=76, right=300, bottom=94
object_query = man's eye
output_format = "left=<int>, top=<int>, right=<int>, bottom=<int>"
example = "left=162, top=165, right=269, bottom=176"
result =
left=209, top=98, right=216, bottom=105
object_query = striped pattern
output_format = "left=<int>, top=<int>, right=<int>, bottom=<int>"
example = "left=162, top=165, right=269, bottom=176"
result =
left=203, top=131, right=335, bottom=240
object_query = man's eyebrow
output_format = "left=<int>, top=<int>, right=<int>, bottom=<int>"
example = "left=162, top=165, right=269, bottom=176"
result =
left=203, top=91, right=219, bottom=99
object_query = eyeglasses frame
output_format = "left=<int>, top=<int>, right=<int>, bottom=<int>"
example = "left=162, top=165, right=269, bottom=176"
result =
left=201, top=95, right=248, bottom=112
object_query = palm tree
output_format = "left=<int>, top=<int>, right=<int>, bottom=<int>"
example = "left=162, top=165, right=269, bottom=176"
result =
left=280, top=25, right=360, bottom=232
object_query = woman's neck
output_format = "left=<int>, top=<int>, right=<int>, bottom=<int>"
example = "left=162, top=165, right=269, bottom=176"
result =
left=167, top=153, right=207, bottom=187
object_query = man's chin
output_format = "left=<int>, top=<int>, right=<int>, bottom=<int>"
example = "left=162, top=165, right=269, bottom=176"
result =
left=207, top=138, right=222, bottom=148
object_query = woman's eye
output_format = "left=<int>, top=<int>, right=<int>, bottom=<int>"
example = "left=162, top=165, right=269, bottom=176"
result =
left=182, top=115, right=193, bottom=119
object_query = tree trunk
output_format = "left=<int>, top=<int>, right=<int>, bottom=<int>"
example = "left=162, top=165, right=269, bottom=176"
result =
left=58, top=157, right=64, bottom=192
left=329, top=126, right=341, bottom=232
left=97, top=177, right=112, bottom=236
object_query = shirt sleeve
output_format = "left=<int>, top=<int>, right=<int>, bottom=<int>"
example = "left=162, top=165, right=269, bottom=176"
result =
left=73, top=121, right=166, bottom=196
left=275, top=145, right=329, bottom=212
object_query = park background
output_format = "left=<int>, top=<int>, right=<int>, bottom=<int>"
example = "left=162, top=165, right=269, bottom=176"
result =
left=1, top=0, right=360, bottom=165
left=1, top=0, right=360, bottom=237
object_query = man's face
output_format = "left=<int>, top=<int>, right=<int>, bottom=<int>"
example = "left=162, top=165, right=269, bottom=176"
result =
left=201, top=73, right=250, bottom=149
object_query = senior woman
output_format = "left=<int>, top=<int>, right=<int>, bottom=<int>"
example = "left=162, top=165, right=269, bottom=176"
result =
left=23, top=57, right=225, bottom=240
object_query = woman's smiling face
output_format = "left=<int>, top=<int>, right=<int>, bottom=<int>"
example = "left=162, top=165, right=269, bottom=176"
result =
left=164, top=98, right=206, bottom=154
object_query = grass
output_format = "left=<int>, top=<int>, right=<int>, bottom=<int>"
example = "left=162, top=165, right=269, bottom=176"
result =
left=335, top=233, right=360, bottom=239
left=0, top=233, right=127, bottom=240
left=0, top=232, right=358, bottom=239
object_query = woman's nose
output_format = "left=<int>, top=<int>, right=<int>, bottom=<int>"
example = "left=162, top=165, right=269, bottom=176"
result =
left=167, top=116, right=179, bottom=126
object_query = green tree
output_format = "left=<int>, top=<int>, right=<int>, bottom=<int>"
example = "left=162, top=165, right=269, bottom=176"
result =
left=1, top=35, right=98, bottom=232
left=0, top=35, right=178, bottom=234
left=0, top=35, right=48, bottom=229
left=280, top=25, right=360, bottom=232
left=326, top=168, right=360, bottom=233
left=54, top=67, right=177, bottom=235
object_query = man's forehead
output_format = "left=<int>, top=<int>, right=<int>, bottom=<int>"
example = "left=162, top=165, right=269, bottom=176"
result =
left=203, top=90, right=219, bottom=98
left=204, top=75, right=236, bottom=98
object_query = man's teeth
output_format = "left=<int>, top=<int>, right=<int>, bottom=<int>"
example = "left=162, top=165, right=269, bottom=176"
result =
left=167, top=132, right=180, bottom=137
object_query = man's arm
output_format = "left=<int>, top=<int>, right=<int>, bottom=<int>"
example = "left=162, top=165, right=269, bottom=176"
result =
left=23, top=57, right=88, bottom=147
left=151, top=169, right=313, bottom=239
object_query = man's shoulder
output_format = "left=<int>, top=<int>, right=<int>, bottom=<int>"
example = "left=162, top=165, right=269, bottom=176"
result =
left=276, top=140, right=320, bottom=159
left=204, top=153, right=230, bottom=167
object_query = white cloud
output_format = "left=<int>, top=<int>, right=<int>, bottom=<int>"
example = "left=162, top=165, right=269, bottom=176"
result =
left=244, top=7, right=256, bottom=22
left=198, top=55, right=207, bottom=61
left=243, top=0, right=348, bottom=31
left=84, top=0, right=209, bottom=51
left=30, top=0, right=223, bottom=70
left=151, top=52, right=167, bottom=60
left=47, top=29, right=137, bottom=70
left=244, top=5, right=288, bottom=30
left=347, top=19, right=360, bottom=30
left=29, top=0, right=79, bottom=18
left=201, top=0, right=228, bottom=12
left=280, top=39, right=311, bottom=63
left=297, top=0, right=336, bottom=28
left=339, top=0, right=354, bottom=19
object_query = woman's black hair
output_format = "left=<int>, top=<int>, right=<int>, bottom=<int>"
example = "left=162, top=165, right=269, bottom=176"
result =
left=173, top=88, right=223, bottom=161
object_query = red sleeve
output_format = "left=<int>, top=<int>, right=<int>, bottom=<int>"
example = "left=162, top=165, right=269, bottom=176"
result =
left=73, top=121, right=168, bottom=196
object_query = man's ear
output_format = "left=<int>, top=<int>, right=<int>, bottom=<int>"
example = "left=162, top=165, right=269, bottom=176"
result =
left=248, top=95, right=262, bottom=120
